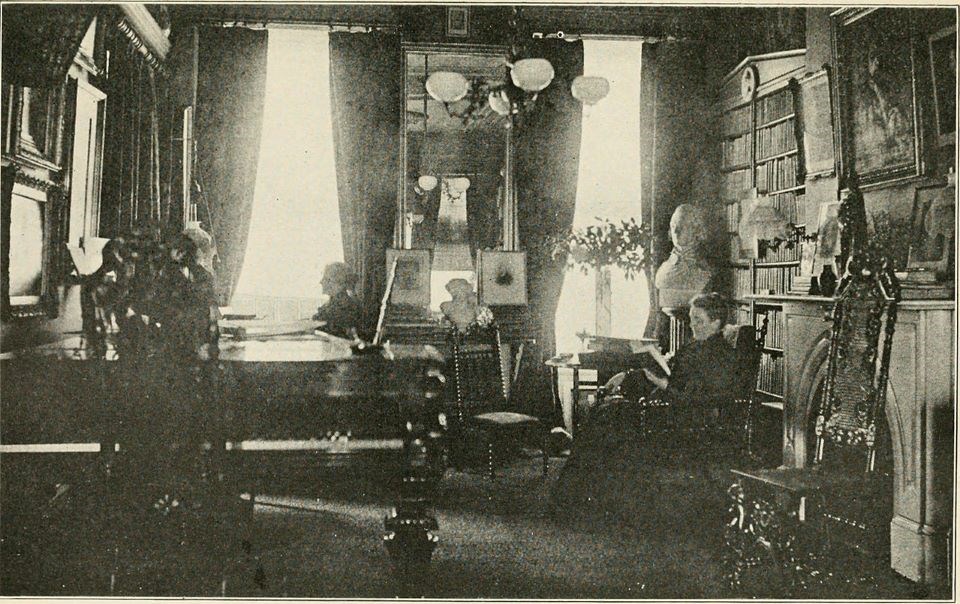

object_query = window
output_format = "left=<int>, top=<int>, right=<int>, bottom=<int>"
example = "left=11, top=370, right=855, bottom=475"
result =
left=234, top=29, right=341, bottom=308
left=555, top=39, right=647, bottom=353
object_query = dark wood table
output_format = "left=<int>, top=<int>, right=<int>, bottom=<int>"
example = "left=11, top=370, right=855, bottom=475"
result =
left=0, top=334, right=447, bottom=593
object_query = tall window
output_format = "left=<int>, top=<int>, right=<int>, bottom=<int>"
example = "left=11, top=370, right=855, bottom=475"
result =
left=555, top=39, right=647, bottom=353
left=234, top=29, right=341, bottom=300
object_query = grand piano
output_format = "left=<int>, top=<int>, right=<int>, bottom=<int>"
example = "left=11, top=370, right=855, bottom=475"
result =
left=0, top=328, right=447, bottom=595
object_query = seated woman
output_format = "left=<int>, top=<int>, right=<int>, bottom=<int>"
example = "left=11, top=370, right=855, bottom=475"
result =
left=553, top=293, right=743, bottom=513
left=313, top=262, right=364, bottom=340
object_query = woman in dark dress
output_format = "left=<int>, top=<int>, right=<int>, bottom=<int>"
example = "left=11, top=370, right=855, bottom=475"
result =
left=313, top=262, right=364, bottom=340
left=553, top=293, right=744, bottom=515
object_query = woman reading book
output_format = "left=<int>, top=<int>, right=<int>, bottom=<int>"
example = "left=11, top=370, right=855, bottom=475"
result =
left=553, top=293, right=743, bottom=513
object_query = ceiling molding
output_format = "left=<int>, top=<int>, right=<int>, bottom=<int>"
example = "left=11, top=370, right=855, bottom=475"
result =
left=120, top=4, right=171, bottom=61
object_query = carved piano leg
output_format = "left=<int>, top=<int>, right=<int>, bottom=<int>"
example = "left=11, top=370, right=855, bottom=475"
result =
left=384, top=417, right=442, bottom=596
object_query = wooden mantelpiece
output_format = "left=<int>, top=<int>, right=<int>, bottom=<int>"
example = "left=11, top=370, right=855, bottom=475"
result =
left=757, top=293, right=955, bottom=586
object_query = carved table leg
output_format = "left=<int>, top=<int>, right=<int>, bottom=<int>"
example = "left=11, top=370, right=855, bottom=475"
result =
left=384, top=412, right=443, bottom=596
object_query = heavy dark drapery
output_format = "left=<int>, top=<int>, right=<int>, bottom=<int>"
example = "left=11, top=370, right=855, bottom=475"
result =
left=511, top=41, right=583, bottom=420
left=195, top=27, right=269, bottom=304
left=98, top=17, right=166, bottom=238
left=515, top=40, right=584, bottom=358
left=328, top=32, right=402, bottom=332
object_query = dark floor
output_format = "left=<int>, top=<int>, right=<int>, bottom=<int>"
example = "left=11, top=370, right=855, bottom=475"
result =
left=0, top=451, right=944, bottom=599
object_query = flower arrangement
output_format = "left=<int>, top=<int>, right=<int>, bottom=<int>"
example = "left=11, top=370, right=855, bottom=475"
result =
left=551, top=217, right=652, bottom=279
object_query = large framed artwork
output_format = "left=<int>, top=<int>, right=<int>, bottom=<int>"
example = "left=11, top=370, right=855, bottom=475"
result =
left=834, top=8, right=922, bottom=186
left=799, top=68, right=836, bottom=179
left=385, top=248, right=431, bottom=309
left=928, top=26, right=957, bottom=147
left=477, top=250, right=527, bottom=306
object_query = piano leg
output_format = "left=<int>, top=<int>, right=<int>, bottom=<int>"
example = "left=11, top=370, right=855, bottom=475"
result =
left=384, top=410, right=443, bottom=596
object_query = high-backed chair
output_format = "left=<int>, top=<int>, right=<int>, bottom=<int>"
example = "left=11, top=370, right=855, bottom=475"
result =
left=724, top=260, right=899, bottom=596
left=447, top=325, right=548, bottom=480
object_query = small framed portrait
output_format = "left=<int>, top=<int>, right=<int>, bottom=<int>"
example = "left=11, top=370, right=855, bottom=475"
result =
left=907, top=180, right=955, bottom=277
left=446, top=7, right=469, bottom=38
left=478, top=250, right=527, bottom=306
left=799, top=68, right=836, bottom=179
left=386, top=248, right=431, bottom=309
left=928, top=26, right=957, bottom=146
left=814, top=201, right=842, bottom=271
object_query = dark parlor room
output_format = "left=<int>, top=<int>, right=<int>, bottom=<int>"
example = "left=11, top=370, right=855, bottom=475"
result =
left=0, top=1, right=956, bottom=599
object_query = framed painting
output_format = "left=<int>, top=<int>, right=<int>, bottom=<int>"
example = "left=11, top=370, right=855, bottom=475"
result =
left=834, top=8, right=922, bottom=186
left=928, top=26, right=957, bottom=146
left=799, top=68, right=836, bottom=178
left=446, top=7, right=469, bottom=38
left=385, top=248, right=431, bottom=309
left=907, top=179, right=955, bottom=277
left=478, top=250, right=527, bottom=306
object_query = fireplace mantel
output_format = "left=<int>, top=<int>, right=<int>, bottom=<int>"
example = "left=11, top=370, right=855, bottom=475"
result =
left=763, top=293, right=955, bottom=587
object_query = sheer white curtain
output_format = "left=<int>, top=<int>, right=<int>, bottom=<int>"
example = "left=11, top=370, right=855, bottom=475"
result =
left=235, top=29, right=342, bottom=299
left=554, top=39, right=648, bottom=353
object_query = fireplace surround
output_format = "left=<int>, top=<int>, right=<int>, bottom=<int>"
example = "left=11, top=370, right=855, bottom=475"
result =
left=756, top=294, right=955, bottom=587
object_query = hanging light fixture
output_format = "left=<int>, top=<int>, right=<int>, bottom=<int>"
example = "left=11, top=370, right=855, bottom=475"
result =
left=426, top=71, right=469, bottom=103
left=510, top=58, right=554, bottom=92
left=571, top=75, right=610, bottom=105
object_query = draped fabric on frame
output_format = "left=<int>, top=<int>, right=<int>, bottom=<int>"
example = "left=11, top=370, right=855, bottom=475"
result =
left=515, top=40, right=584, bottom=358
left=512, top=40, right=583, bottom=419
left=328, top=32, right=401, bottom=333
left=98, top=17, right=167, bottom=238
left=195, top=27, right=269, bottom=304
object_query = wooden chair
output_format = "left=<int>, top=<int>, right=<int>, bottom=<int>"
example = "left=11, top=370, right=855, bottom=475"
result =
left=724, top=260, right=899, bottom=596
left=447, top=325, right=548, bottom=480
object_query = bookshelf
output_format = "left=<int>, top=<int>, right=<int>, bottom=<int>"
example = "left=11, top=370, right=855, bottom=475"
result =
left=718, top=50, right=806, bottom=415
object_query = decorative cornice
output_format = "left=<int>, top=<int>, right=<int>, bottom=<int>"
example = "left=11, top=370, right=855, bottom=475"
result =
left=116, top=18, right=166, bottom=75
left=120, top=4, right=170, bottom=61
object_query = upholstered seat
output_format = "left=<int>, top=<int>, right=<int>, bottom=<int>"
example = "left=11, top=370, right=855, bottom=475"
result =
left=447, top=326, right=549, bottom=480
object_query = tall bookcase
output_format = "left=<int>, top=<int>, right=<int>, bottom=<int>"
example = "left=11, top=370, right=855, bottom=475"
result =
left=718, top=50, right=806, bottom=456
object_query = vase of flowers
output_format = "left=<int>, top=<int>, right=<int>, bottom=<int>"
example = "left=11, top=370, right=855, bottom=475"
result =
left=550, top=217, right=652, bottom=278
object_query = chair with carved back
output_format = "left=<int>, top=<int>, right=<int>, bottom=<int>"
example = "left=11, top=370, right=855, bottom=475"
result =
left=447, top=325, right=549, bottom=481
left=724, top=258, right=899, bottom=597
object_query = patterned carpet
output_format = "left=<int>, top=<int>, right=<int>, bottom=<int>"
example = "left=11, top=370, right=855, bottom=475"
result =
left=0, top=453, right=938, bottom=599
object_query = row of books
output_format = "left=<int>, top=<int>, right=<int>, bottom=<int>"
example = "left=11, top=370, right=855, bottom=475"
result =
left=733, top=266, right=753, bottom=299
left=759, top=241, right=802, bottom=263
left=725, top=201, right=741, bottom=233
left=756, top=89, right=794, bottom=125
left=756, top=120, right=796, bottom=160
left=721, top=168, right=752, bottom=201
left=722, top=134, right=751, bottom=168
left=756, top=353, right=785, bottom=396
left=755, top=265, right=800, bottom=295
left=756, top=155, right=799, bottom=194
left=772, top=190, right=801, bottom=224
left=722, top=105, right=752, bottom=138
left=756, top=308, right=784, bottom=349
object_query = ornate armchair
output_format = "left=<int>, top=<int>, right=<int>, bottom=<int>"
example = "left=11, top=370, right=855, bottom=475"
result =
left=447, top=325, right=549, bottom=480
left=724, top=259, right=899, bottom=596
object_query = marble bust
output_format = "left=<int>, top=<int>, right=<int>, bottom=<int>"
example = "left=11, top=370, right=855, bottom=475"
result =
left=440, top=278, right=482, bottom=332
left=654, top=204, right=714, bottom=308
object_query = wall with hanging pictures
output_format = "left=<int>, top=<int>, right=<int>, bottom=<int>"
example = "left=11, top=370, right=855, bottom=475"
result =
left=802, top=8, right=955, bottom=276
